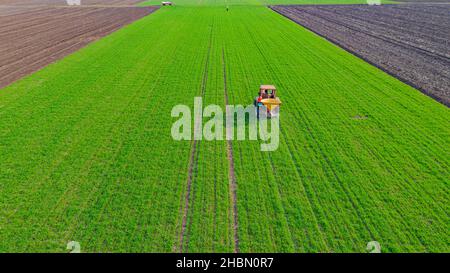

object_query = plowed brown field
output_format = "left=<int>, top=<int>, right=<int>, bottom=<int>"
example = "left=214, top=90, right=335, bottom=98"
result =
left=0, top=5, right=158, bottom=88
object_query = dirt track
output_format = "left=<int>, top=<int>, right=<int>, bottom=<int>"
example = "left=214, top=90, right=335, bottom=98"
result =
left=222, top=48, right=239, bottom=254
left=271, top=4, right=450, bottom=106
left=0, top=4, right=158, bottom=89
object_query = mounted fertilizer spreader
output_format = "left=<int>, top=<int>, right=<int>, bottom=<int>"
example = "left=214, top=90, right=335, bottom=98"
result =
left=254, top=85, right=281, bottom=118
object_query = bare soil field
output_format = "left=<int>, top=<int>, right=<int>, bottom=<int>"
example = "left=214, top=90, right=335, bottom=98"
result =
left=271, top=4, right=450, bottom=106
left=0, top=5, right=157, bottom=89
left=0, top=0, right=144, bottom=6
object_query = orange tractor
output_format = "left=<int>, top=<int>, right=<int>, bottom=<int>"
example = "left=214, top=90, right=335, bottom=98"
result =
left=254, top=85, right=281, bottom=118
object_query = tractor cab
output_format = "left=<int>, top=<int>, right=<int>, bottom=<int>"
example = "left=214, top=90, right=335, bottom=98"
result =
left=259, top=85, right=277, bottom=99
left=255, top=85, right=281, bottom=118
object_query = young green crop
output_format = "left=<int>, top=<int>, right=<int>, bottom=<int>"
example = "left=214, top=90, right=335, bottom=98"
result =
left=0, top=1, right=448, bottom=252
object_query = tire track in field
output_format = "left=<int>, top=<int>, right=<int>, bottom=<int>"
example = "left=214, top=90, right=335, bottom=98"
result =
left=222, top=48, right=240, bottom=253
left=178, top=22, right=214, bottom=253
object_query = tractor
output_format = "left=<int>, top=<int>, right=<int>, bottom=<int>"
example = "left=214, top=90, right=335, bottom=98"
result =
left=254, top=85, right=281, bottom=118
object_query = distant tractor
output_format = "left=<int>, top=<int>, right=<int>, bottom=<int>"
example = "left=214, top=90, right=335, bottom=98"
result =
left=162, top=1, right=173, bottom=5
left=254, top=85, right=281, bottom=118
